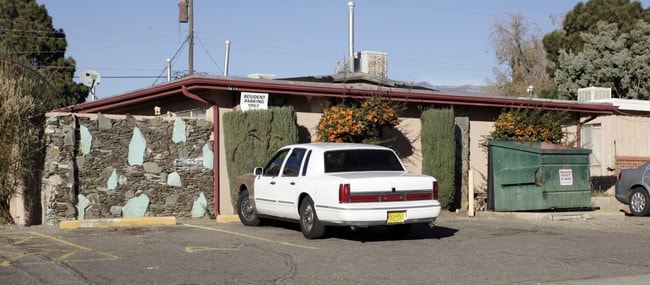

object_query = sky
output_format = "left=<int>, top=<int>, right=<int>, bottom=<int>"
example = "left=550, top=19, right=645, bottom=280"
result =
left=35, top=0, right=650, bottom=100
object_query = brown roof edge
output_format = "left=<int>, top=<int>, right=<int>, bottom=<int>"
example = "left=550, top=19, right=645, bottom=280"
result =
left=54, top=76, right=619, bottom=116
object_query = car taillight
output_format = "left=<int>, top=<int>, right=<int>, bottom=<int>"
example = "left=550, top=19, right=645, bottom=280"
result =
left=407, top=193, right=433, bottom=200
left=339, top=183, right=351, bottom=203
left=382, top=194, right=406, bottom=201
left=433, top=181, right=439, bottom=200
left=351, top=195, right=381, bottom=202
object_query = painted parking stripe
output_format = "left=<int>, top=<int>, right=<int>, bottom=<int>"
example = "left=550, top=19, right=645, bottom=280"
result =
left=0, top=232, right=119, bottom=266
left=185, top=246, right=240, bottom=253
left=184, top=224, right=319, bottom=250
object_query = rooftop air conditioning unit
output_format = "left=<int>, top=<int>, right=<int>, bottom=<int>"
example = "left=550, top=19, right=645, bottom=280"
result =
left=578, top=87, right=611, bottom=101
left=357, top=51, right=387, bottom=78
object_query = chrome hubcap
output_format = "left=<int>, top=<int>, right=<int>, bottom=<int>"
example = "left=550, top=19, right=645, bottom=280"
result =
left=631, top=192, right=646, bottom=213
left=242, top=198, right=254, bottom=220
left=303, top=205, right=313, bottom=230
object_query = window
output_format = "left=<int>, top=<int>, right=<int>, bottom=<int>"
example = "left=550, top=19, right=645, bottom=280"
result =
left=581, top=123, right=602, bottom=165
left=263, top=149, right=290, bottom=176
left=282, top=148, right=307, bottom=177
left=324, top=149, right=404, bottom=173
left=176, top=108, right=206, bottom=118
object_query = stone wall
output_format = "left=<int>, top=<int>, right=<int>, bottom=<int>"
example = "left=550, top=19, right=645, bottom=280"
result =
left=42, top=113, right=215, bottom=225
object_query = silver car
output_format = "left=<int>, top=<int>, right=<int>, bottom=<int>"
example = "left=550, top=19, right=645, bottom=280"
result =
left=616, top=161, right=650, bottom=216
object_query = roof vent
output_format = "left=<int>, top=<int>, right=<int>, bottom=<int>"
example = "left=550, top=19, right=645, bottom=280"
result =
left=247, top=73, right=276, bottom=79
left=578, top=87, right=611, bottom=101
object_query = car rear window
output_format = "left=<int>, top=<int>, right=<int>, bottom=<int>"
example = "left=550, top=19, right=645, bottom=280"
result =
left=324, top=149, right=404, bottom=173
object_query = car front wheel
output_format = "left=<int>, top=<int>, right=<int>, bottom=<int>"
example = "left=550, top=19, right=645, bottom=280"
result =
left=299, top=196, right=325, bottom=239
left=629, top=188, right=650, bottom=216
left=237, top=190, right=261, bottom=226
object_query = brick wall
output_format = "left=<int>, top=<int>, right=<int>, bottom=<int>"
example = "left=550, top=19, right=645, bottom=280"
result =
left=616, top=156, right=650, bottom=171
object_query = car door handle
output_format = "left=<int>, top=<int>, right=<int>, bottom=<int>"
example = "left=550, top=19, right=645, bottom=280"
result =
left=290, top=182, right=295, bottom=185
left=270, top=181, right=276, bottom=185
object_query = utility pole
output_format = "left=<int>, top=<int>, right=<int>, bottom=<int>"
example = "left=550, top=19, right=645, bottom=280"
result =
left=188, top=0, right=194, bottom=75
left=179, top=0, right=194, bottom=75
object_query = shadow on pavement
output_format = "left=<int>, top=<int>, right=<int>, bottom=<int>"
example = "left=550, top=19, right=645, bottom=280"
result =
left=259, top=219, right=459, bottom=242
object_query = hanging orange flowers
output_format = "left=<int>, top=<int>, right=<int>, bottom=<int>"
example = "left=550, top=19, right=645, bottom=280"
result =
left=316, top=96, right=402, bottom=144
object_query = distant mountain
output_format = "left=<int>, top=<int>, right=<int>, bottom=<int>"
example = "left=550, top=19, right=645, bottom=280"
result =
left=432, top=85, right=487, bottom=95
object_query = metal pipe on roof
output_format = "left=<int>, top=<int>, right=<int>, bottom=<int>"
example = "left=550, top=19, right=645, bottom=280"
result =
left=348, top=1, right=355, bottom=73
left=224, top=40, right=231, bottom=76
left=166, top=58, right=172, bottom=82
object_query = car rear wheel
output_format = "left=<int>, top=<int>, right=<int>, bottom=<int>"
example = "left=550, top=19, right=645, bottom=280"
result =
left=629, top=188, right=650, bottom=216
left=299, top=196, right=325, bottom=239
left=237, top=190, right=261, bottom=226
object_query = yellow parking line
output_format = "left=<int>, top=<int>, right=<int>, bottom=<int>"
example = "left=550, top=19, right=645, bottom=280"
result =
left=30, top=232, right=93, bottom=251
left=184, top=224, right=319, bottom=250
left=185, top=246, right=240, bottom=253
left=0, top=232, right=120, bottom=266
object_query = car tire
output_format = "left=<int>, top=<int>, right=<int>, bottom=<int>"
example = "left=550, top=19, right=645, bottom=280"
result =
left=237, top=190, right=261, bottom=226
left=299, top=196, right=325, bottom=239
left=629, top=187, right=650, bottom=216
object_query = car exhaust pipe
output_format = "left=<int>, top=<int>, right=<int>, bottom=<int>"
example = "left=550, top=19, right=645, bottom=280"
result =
left=349, top=226, right=357, bottom=232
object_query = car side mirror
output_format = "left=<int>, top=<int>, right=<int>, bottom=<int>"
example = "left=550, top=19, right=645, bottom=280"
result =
left=254, top=167, right=263, bottom=176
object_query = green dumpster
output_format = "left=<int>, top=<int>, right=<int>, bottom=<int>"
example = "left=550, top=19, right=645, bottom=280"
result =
left=487, top=140, right=592, bottom=211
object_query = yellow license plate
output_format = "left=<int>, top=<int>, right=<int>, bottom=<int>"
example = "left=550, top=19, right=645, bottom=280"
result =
left=387, top=211, right=405, bottom=224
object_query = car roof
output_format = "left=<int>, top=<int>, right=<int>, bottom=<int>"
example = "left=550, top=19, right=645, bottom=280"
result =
left=282, top=142, right=392, bottom=152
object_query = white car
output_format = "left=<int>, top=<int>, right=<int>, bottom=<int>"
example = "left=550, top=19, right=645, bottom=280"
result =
left=233, top=143, right=441, bottom=239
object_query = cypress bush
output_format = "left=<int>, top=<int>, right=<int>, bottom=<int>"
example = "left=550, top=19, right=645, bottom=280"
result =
left=222, top=106, right=299, bottom=204
left=421, top=108, right=456, bottom=209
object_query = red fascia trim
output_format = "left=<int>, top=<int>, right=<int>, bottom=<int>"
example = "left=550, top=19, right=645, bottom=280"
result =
left=56, top=76, right=619, bottom=115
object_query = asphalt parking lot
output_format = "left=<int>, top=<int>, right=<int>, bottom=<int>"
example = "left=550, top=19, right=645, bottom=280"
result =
left=2, top=210, right=650, bottom=284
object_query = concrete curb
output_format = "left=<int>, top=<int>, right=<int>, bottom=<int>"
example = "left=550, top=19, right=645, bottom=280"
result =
left=474, top=210, right=626, bottom=222
left=59, top=217, right=177, bottom=229
left=216, top=215, right=240, bottom=223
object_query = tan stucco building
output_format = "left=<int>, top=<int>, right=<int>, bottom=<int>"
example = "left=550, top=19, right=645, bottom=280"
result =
left=51, top=74, right=618, bottom=220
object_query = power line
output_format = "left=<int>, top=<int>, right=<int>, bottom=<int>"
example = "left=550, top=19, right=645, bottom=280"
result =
left=151, top=36, right=189, bottom=86
left=194, top=32, right=223, bottom=74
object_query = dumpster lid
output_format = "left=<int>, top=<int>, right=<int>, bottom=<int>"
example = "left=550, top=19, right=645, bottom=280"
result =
left=488, top=140, right=591, bottom=154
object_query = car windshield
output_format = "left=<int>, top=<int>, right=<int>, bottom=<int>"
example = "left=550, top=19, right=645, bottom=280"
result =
left=324, top=149, right=404, bottom=173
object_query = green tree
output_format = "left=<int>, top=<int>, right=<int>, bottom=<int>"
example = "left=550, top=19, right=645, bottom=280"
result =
left=0, top=0, right=88, bottom=109
left=487, top=13, right=555, bottom=98
left=555, top=21, right=650, bottom=99
left=542, top=0, right=650, bottom=81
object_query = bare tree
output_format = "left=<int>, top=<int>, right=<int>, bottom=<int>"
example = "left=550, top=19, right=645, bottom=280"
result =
left=487, top=13, right=555, bottom=98
left=0, top=62, right=44, bottom=224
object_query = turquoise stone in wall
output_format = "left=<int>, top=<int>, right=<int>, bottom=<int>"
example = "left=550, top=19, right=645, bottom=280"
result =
left=128, top=127, right=146, bottom=166
left=122, top=194, right=149, bottom=218
left=172, top=118, right=187, bottom=143
left=107, top=168, right=118, bottom=190
left=191, top=192, right=207, bottom=217
left=167, top=171, right=182, bottom=187
left=79, top=125, right=92, bottom=155
left=202, top=143, right=213, bottom=170
left=76, top=194, right=90, bottom=220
